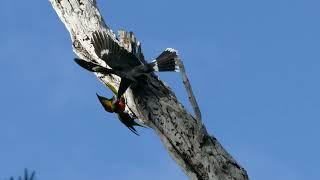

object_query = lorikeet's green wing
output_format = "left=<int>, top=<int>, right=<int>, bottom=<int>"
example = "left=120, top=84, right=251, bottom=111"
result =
left=91, top=31, right=142, bottom=71
left=103, top=77, right=127, bottom=103
left=105, top=83, right=118, bottom=95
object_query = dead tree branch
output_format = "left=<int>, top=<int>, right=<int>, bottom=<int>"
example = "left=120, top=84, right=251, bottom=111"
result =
left=176, top=58, right=202, bottom=123
left=49, top=0, right=248, bottom=179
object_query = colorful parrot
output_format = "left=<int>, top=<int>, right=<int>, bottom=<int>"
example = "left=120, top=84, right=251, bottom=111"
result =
left=74, top=30, right=180, bottom=135
left=96, top=93, right=145, bottom=135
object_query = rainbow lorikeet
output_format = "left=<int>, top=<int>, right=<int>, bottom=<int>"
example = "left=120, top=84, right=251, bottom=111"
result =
left=96, top=94, right=145, bottom=135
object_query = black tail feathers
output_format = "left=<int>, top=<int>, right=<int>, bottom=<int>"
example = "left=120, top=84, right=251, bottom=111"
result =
left=151, top=48, right=180, bottom=72
left=74, top=58, right=115, bottom=74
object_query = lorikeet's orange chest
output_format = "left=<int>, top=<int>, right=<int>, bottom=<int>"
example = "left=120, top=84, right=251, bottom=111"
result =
left=107, top=98, right=126, bottom=113
left=116, top=100, right=126, bottom=112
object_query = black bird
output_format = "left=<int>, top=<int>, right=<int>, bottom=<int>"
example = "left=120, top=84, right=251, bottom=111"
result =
left=75, top=31, right=180, bottom=101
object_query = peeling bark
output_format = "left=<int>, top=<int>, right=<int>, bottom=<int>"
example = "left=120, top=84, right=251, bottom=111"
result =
left=49, top=0, right=249, bottom=179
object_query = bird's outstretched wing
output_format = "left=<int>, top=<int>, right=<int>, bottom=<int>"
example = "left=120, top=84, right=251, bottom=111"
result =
left=74, top=58, right=117, bottom=75
left=91, top=31, right=142, bottom=71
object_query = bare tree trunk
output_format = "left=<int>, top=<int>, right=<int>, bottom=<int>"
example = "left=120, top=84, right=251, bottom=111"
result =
left=49, top=0, right=249, bottom=179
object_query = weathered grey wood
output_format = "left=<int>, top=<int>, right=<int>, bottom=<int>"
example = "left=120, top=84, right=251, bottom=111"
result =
left=176, top=58, right=202, bottom=123
left=49, top=0, right=249, bottom=179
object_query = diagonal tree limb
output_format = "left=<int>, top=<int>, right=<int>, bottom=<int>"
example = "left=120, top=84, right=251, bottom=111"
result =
left=176, top=57, right=202, bottom=123
left=49, top=0, right=249, bottom=179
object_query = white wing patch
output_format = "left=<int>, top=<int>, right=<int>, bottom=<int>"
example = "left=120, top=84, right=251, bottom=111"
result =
left=101, top=49, right=110, bottom=57
left=165, top=48, right=177, bottom=53
left=152, top=59, right=159, bottom=71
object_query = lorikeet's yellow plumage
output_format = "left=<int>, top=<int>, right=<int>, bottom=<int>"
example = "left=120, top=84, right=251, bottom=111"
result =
left=96, top=94, right=145, bottom=135
left=96, top=94, right=114, bottom=113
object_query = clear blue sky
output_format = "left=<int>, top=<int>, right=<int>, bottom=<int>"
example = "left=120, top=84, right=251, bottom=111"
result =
left=1, top=0, right=319, bottom=179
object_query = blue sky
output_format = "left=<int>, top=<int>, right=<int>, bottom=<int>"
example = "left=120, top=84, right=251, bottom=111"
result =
left=1, top=0, right=319, bottom=179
